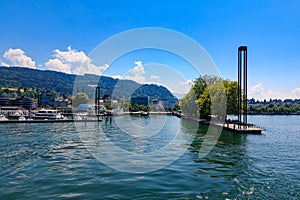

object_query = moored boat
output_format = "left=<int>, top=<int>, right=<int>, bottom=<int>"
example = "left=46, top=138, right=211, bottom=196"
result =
left=34, top=109, right=64, bottom=120
left=18, top=116, right=26, bottom=121
left=0, top=115, right=8, bottom=121
left=112, top=107, right=124, bottom=116
left=140, top=111, right=149, bottom=116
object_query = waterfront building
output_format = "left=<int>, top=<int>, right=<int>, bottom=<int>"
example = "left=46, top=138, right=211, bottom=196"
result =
left=39, top=91, right=55, bottom=107
left=54, top=97, right=69, bottom=108
left=0, top=98, right=10, bottom=106
left=130, top=96, right=149, bottom=106
left=10, top=97, right=33, bottom=109
left=159, top=99, right=178, bottom=108
left=0, top=106, right=29, bottom=116
left=0, top=97, right=33, bottom=109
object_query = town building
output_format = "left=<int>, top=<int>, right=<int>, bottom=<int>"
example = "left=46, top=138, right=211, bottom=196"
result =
left=0, top=106, right=29, bottom=116
left=130, top=96, right=149, bottom=106
left=0, top=97, right=33, bottom=109
left=54, top=96, right=69, bottom=108
left=38, top=91, right=55, bottom=107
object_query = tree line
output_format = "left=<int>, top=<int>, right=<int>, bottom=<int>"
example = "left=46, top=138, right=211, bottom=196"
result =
left=248, top=104, right=300, bottom=115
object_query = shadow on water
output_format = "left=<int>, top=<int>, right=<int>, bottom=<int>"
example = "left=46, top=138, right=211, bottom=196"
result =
left=174, top=120, right=250, bottom=199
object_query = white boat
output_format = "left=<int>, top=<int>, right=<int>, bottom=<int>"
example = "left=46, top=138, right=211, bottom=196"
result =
left=34, top=109, right=63, bottom=120
left=74, top=112, right=88, bottom=120
left=18, top=116, right=26, bottom=121
left=8, top=111, right=23, bottom=119
left=74, top=115, right=83, bottom=120
left=112, top=107, right=124, bottom=116
left=140, top=111, right=149, bottom=116
left=0, top=115, right=8, bottom=121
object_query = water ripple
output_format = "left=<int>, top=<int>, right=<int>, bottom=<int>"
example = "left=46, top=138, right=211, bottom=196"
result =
left=0, top=116, right=300, bottom=199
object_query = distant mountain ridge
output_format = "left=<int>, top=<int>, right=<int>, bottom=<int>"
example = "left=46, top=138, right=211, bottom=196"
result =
left=0, top=66, right=177, bottom=102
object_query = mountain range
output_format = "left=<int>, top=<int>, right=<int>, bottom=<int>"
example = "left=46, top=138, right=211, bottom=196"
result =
left=0, top=66, right=177, bottom=102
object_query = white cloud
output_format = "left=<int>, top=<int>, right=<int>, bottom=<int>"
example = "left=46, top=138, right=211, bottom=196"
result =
left=3, top=48, right=36, bottom=68
left=111, top=75, right=122, bottom=79
left=124, top=61, right=146, bottom=83
left=175, top=80, right=192, bottom=97
left=249, top=83, right=264, bottom=98
left=291, top=88, right=300, bottom=98
left=179, top=79, right=194, bottom=86
left=0, top=60, right=9, bottom=67
left=45, top=46, right=109, bottom=75
left=150, top=75, right=160, bottom=80
left=178, top=80, right=188, bottom=85
left=249, top=83, right=300, bottom=100
left=187, top=79, right=194, bottom=85
left=45, top=58, right=71, bottom=74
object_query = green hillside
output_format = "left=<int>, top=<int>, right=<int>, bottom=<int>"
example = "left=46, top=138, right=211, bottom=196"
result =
left=0, top=66, right=177, bottom=102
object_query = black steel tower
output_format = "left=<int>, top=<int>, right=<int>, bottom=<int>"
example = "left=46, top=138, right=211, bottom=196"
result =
left=238, top=46, right=248, bottom=125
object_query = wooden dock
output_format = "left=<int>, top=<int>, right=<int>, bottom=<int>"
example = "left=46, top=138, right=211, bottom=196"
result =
left=212, top=122, right=263, bottom=134
left=175, top=112, right=263, bottom=134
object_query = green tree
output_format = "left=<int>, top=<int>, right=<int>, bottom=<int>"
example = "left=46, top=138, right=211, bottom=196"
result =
left=223, top=80, right=238, bottom=115
left=72, top=93, right=89, bottom=107
left=197, top=81, right=227, bottom=120
left=197, top=87, right=211, bottom=119
left=180, top=89, right=199, bottom=117
left=129, top=103, right=140, bottom=112
left=181, top=76, right=238, bottom=120
left=192, top=75, right=223, bottom=98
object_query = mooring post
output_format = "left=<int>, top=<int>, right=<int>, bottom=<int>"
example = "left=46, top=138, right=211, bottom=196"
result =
left=95, top=86, right=100, bottom=121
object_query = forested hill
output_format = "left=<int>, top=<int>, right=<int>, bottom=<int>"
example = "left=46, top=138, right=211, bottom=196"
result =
left=0, top=66, right=177, bottom=101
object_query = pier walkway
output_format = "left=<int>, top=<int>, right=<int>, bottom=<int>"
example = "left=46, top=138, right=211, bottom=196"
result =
left=213, top=122, right=263, bottom=134
left=174, top=112, right=263, bottom=134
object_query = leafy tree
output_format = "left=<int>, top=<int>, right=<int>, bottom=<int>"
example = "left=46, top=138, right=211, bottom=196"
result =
left=139, top=105, right=150, bottom=112
left=197, top=81, right=227, bottom=119
left=180, top=89, right=199, bottom=117
left=192, top=75, right=223, bottom=98
left=181, top=76, right=238, bottom=119
left=197, top=87, right=211, bottom=119
left=129, top=103, right=140, bottom=112
left=223, top=80, right=238, bottom=115
left=72, top=93, right=89, bottom=107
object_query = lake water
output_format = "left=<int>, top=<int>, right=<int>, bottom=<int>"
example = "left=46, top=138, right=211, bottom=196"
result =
left=0, top=115, right=299, bottom=199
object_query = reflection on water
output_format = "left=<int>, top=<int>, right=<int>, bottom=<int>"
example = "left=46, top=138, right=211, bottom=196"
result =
left=0, top=115, right=299, bottom=199
left=75, top=115, right=197, bottom=173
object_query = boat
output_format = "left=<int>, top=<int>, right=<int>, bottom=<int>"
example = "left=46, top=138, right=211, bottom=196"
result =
left=18, top=116, right=26, bottom=121
left=74, top=112, right=88, bottom=120
left=130, top=111, right=141, bottom=115
left=34, top=109, right=64, bottom=120
left=7, top=111, right=23, bottom=119
left=74, top=115, right=83, bottom=120
left=140, top=111, right=149, bottom=116
left=112, top=107, right=124, bottom=116
left=0, top=115, right=8, bottom=121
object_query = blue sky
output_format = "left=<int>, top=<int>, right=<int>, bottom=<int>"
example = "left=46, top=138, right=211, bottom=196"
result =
left=0, top=0, right=300, bottom=100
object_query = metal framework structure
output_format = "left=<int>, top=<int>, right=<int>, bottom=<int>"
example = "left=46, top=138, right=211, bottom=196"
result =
left=95, top=86, right=101, bottom=121
left=238, top=46, right=248, bottom=125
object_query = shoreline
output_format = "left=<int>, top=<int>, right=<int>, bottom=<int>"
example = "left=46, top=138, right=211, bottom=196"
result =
left=0, top=113, right=264, bottom=134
